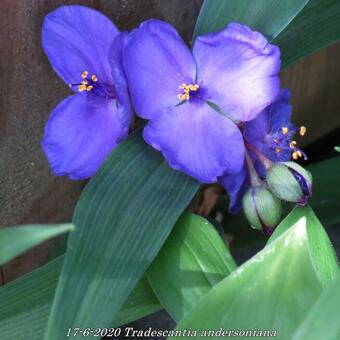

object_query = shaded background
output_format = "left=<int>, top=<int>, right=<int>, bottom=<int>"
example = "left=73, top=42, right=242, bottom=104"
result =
left=1, top=0, right=340, bottom=288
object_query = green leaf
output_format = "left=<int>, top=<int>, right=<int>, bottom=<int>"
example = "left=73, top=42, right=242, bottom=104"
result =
left=147, top=213, right=236, bottom=322
left=0, top=256, right=162, bottom=340
left=171, top=209, right=337, bottom=339
left=273, top=0, right=340, bottom=67
left=194, top=0, right=340, bottom=68
left=0, top=224, right=74, bottom=266
left=44, top=130, right=199, bottom=339
left=194, top=0, right=309, bottom=40
left=307, top=157, right=340, bottom=225
left=335, top=146, right=340, bottom=152
left=292, top=273, right=340, bottom=340
left=268, top=205, right=339, bottom=287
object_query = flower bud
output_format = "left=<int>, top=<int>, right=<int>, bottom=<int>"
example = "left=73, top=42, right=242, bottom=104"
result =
left=266, top=162, right=312, bottom=205
left=242, top=186, right=282, bottom=232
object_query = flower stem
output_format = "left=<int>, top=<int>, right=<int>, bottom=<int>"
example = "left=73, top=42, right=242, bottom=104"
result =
left=245, top=151, right=262, bottom=187
left=246, top=142, right=273, bottom=170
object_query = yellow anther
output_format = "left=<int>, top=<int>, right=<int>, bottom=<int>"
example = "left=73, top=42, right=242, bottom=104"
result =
left=81, top=80, right=88, bottom=85
left=275, top=147, right=281, bottom=154
left=292, top=150, right=303, bottom=160
left=91, top=74, right=98, bottom=82
left=86, top=85, right=94, bottom=91
left=289, top=140, right=297, bottom=148
left=78, top=84, right=87, bottom=92
left=81, top=71, right=89, bottom=79
left=281, top=127, right=289, bottom=134
left=299, top=126, right=307, bottom=136
left=178, top=83, right=199, bottom=101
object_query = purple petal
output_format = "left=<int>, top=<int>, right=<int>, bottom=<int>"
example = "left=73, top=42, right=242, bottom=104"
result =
left=270, top=89, right=294, bottom=132
left=193, top=23, right=280, bottom=122
left=220, top=165, right=249, bottom=214
left=143, top=102, right=244, bottom=183
left=244, top=89, right=294, bottom=162
left=110, top=32, right=132, bottom=130
left=42, top=5, right=119, bottom=86
left=42, top=94, right=129, bottom=179
left=123, top=19, right=196, bottom=119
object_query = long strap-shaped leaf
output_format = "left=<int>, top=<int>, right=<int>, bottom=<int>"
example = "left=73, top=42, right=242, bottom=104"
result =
left=292, top=272, right=340, bottom=340
left=147, top=213, right=237, bottom=322
left=44, top=130, right=199, bottom=339
left=171, top=207, right=338, bottom=339
left=0, top=256, right=161, bottom=340
left=194, top=0, right=309, bottom=41
left=0, top=224, right=74, bottom=266
left=194, top=0, right=340, bottom=68
left=273, top=0, right=340, bottom=67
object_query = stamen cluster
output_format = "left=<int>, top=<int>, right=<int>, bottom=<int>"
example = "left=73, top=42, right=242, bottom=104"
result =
left=177, top=83, right=199, bottom=101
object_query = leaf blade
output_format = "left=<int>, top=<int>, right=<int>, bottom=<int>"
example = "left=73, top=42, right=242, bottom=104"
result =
left=44, top=130, right=199, bottom=339
left=147, top=213, right=236, bottom=321
left=194, top=0, right=309, bottom=40
left=0, top=224, right=74, bottom=266
left=171, top=209, right=336, bottom=339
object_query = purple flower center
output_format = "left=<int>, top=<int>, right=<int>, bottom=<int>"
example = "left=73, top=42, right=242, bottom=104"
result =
left=69, top=70, right=116, bottom=100
left=265, top=126, right=307, bottom=161
left=177, top=82, right=209, bottom=103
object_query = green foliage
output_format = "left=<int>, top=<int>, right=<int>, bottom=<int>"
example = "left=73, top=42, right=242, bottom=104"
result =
left=194, top=0, right=340, bottom=68
left=0, top=256, right=161, bottom=340
left=292, top=272, right=340, bottom=340
left=147, top=213, right=236, bottom=322
left=194, top=0, right=309, bottom=40
left=171, top=207, right=338, bottom=339
left=0, top=224, right=74, bottom=266
left=273, top=0, right=340, bottom=67
left=44, top=130, right=199, bottom=339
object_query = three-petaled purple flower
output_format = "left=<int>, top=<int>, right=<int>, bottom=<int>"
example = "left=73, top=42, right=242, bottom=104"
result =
left=123, top=20, right=281, bottom=183
left=42, top=6, right=131, bottom=179
left=221, top=89, right=307, bottom=213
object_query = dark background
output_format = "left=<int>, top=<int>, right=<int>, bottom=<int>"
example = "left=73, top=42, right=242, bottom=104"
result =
left=1, top=0, right=340, bottom=289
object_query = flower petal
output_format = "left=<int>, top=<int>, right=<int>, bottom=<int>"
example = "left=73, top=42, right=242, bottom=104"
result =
left=123, top=19, right=196, bottom=119
left=42, top=5, right=119, bottom=86
left=193, top=23, right=281, bottom=122
left=220, top=165, right=249, bottom=214
left=110, top=32, right=132, bottom=132
left=244, top=89, right=294, bottom=162
left=42, top=94, right=128, bottom=179
left=143, top=102, right=244, bottom=183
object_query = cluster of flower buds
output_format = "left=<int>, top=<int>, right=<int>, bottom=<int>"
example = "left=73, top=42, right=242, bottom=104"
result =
left=242, top=161, right=312, bottom=233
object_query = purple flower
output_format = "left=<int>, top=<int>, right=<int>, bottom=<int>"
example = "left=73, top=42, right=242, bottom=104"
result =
left=123, top=20, right=281, bottom=183
left=41, top=6, right=131, bottom=179
left=221, top=89, right=306, bottom=213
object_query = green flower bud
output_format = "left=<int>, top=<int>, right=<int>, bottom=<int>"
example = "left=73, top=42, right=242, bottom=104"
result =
left=266, top=162, right=312, bottom=205
left=242, top=186, right=282, bottom=232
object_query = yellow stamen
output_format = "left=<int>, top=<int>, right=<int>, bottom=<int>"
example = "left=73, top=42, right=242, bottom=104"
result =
left=281, top=127, right=289, bottom=135
left=289, top=140, right=297, bottom=149
left=81, top=80, right=88, bottom=85
left=275, top=147, right=281, bottom=154
left=91, top=74, right=98, bottom=82
left=178, top=83, right=199, bottom=101
left=292, top=152, right=299, bottom=160
left=299, top=126, right=307, bottom=136
left=86, top=85, right=94, bottom=91
left=81, top=71, right=89, bottom=79
left=78, top=84, right=87, bottom=92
